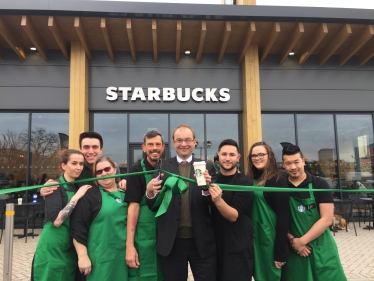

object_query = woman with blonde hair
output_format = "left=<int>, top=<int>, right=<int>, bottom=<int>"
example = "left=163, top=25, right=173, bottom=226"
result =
left=247, top=141, right=290, bottom=281
left=71, top=156, right=128, bottom=281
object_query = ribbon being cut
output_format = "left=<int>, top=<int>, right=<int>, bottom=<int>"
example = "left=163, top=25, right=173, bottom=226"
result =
left=1, top=169, right=373, bottom=216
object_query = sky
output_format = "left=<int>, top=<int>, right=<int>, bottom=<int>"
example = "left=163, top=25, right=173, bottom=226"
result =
left=96, top=0, right=374, bottom=9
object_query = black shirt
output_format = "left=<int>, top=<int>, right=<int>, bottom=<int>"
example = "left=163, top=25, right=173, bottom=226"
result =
left=70, top=185, right=102, bottom=247
left=287, top=172, right=334, bottom=207
left=45, top=177, right=80, bottom=222
left=125, top=158, right=155, bottom=203
left=254, top=174, right=290, bottom=262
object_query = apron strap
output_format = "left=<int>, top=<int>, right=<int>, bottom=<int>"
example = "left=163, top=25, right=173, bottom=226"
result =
left=59, top=175, right=69, bottom=192
left=307, top=182, right=315, bottom=200
left=141, top=158, right=153, bottom=185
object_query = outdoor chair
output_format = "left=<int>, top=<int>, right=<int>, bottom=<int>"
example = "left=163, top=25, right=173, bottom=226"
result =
left=349, top=194, right=371, bottom=227
left=32, top=198, right=45, bottom=229
left=14, top=204, right=35, bottom=243
left=334, top=200, right=357, bottom=236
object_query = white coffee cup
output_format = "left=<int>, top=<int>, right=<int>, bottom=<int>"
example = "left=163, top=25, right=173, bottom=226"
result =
left=193, top=161, right=207, bottom=186
left=18, top=198, right=23, bottom=205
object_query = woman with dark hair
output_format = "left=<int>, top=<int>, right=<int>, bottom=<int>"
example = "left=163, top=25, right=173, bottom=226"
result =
left=71, top=156, right=128, bottom=281
left=32, top=149, right=92, bottom=281
left=247, top=141, right=290, bottom=281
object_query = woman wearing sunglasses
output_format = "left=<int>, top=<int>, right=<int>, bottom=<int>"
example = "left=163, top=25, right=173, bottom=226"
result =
left=70, top=156, right=128, bottom=281
left=247, top=142, right=290, bottom=281
left=32, top=149, right=92, bottom=281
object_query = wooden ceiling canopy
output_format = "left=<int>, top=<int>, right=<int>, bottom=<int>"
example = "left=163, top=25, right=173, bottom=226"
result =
left=1, top=14, right=374, bottom=65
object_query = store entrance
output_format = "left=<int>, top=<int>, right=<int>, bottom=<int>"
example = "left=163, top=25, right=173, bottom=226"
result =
left=128, top=143, right=169, bottom=171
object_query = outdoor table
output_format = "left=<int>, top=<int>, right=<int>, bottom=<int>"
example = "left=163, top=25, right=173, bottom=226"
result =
left=360, top=198, right=374, bottom=230
left=14, top=202, right=40, bottom=239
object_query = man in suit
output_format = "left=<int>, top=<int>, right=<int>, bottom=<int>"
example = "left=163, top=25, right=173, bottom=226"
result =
left=146, top=124, right=216, bottom=281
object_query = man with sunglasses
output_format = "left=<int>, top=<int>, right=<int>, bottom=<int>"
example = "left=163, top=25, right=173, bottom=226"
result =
left=40, top=131, right=126, bottom=197
left=125, top=130, right=165, bottom=281
left=146, top=124, right=217, bottom=281
left=281, top=144, right=346, bottom=281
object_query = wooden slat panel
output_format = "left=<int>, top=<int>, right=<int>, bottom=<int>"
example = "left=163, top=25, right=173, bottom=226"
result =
left=74, top=17, right=92, bottom=61
left=279, top=22, right=304, bottom=65
left=319, top=24, right=351, bottom=65
left=176, top=20, right=182, bottom=63
left=339, top=25, right=374, bottom=65
left=152, top=20, right=158, bottom=63
left=299, top=23, right=328, bottom=64
left=101, top=18, right=115, bottom=62
left=238, top=22, right=256, bottom=63
left=259, top=22, right=280, bottom=64
left=0, top=16, right=26, bottom=59
left=126, top=19, right=136, bottom=62
left=196, top=21, right=206, bottom=63
left=48, top=16, right=69, bottom=60
left=21, top=15, right=48, bottom=60
left=217, top=21, right=231, bottom=64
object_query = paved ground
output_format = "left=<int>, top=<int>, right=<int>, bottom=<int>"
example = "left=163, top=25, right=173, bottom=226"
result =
left=0, top=222, right=373, bottom=281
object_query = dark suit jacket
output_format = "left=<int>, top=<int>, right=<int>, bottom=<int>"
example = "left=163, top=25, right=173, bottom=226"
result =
left=146, top=156, right=217, bottom=258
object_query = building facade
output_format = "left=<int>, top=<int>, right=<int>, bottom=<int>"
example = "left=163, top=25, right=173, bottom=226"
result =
left=1, top=0, right=374, bottom=198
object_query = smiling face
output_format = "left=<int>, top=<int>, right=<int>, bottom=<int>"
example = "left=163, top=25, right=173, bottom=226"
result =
left=282, top=152, right=306, bottom=181
left=172, top=127, right=196, bottom=160
left=61, top=153, right=84, bottom=181
left=142, top=135, right=165, bottom=165
left=218, top=145, right=240, bottom=174
left=81, top=138, right=103, bottom=166
left=250, top=145, right=269, bottom=171
left=95, top=160, right=116, bottom=188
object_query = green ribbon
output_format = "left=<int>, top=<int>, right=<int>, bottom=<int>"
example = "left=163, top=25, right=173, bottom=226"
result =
left=152, top=173, right=188, bottom=217
left=1, top=170, right=373, bottom=217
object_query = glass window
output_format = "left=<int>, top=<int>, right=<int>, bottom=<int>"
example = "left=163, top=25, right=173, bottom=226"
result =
left=297, top=114, right=336, bottom=188
left=206, top=114, right=239, bottom=163
left=0, top=113, right=28, bottom=193
left=336, top=115, right=374, bottom=193
left=30, top=113, right=69, bottom=185
left=93, top=113, right=128, bottom=172
left=170, top=114, right=204, bottom=159
left=262, top=114, right=296, bottom=166
left=129, top=114, right=168, bottom=143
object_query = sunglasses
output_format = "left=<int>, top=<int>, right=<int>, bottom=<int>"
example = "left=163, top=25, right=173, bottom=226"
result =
left=95, top=166, right=112, bottom=175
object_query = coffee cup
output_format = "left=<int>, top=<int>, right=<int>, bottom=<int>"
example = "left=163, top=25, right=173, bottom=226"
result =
left=193, top=161, right=207, bottom=186
left=18, top=198, right=23, bottom=205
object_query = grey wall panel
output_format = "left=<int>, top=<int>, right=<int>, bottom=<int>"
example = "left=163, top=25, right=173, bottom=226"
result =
left=89, top=51, right=242, bottom=111
left=0, top=50, right=69, bottom=110
left=260, top=55, right=374, bottom=112
left=0, top=87, right=69, bottom=109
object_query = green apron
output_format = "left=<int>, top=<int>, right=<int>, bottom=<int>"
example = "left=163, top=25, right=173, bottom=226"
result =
left=284, top=183, right=347, bottom=281
left=87, top=185, right=128, bottom=281
left=128, top=159, right=163, bottom=281
left=251, top=180, right=281, bottom=281
left=33, top=176, right=77, bottom=281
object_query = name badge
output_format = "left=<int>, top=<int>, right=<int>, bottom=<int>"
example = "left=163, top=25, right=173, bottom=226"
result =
left=307, top=203, right=316, bottom=210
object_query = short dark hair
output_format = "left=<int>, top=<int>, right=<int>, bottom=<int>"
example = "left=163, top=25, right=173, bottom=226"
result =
left=79, top=131, right=103, bottom=149
left=143, top=130, right=164, bottom=144
left=218, top=139, right=240, bottom=153
left=60, top=149, right=84, bottom=164
left=282, top=144, right=304, bottom=159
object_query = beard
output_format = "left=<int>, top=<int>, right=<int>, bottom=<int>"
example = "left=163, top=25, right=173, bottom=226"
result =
left=219, top=161, right=237, bottom=172
left=147, top=149, right=162, bottom=162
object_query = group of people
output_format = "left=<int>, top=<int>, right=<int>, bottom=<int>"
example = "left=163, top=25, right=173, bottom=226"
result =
left=30, top=125, right=346, bottom=281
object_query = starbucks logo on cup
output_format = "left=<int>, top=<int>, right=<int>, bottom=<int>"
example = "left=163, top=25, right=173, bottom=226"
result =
left=196, top=169, right=203, bottom=177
